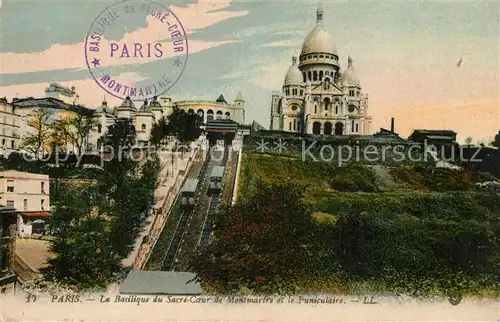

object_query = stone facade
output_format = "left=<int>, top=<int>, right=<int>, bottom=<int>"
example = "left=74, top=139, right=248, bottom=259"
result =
left=270, top=4, right=372, bottom=135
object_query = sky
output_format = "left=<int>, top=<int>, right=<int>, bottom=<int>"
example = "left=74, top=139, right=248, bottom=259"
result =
left=0, top=0, right=499, bottom=144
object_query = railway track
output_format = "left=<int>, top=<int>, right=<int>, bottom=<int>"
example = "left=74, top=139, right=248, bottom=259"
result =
left=161, top=144, right=225, bottom=271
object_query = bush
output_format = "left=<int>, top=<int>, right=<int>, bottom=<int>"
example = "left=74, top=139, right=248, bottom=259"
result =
left=330, top=164, right=378, bottom=192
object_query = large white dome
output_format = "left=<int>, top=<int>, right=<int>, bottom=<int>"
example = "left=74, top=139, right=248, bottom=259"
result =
left=284, top=57, right=303, bottom=85
left=300, top=5, right=337, bottom=56
left=301, top=26, right=337, bottom=56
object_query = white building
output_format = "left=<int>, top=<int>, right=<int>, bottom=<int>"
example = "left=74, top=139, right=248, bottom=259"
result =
left=270, top=4, right=372, bottom=135
left=44, top=83, right=79, bottom=105
left=89, top=93, right=245, bottom=149
left=0, top=171, right=50, bottom=237
left=0, top=98, right=21, bottom=157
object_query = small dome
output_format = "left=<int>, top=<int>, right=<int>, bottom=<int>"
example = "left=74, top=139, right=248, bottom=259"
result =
left=235, top=92, right=244, bottom=102
left=139, top=100, right=153, bottom=113
left=301, top=5, right=337, bottom=56
left=119, top=96, right=135, bottom=109
left=95, top=101, right=114, bottom=114
left=341, top=57, right=359, bottom=86
left=150, top=96, right=162, bottom=109
left=284, top=57, right=303, bottom=85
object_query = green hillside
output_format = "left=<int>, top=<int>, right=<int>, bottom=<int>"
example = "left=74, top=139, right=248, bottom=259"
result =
left=192, top=152, right=500, bottom=297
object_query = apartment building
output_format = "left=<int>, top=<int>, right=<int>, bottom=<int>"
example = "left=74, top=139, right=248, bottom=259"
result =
left=0, top=97, right=21, bottom=157
left=0, top=171, right=51, bottom=237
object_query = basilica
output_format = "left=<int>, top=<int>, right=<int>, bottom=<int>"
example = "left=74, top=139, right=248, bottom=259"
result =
left=269, top=4, right=372, bottom=135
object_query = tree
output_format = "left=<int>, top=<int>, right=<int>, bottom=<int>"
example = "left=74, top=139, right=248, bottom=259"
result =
left=42, top=183, right=121, bottom=289
left=21, top=108, right=53, bottom=160
left=191, top=181, right=314, bottom=293
left=52, top=113, right=98, bottom=156
left=464, top=137, right=473, bottom=145
left=167, top=109, right=202, bottom=146
left=492, top=131, right=500, bottom=148
left=150, top=116, right=171, bottom=147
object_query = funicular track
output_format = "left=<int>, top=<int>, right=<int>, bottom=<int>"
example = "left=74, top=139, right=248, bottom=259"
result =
left=160, top=146, right=212, bottom=271
left=197, top=145, right=229, bottom=250
left=161, top=144, right=228, bottom=271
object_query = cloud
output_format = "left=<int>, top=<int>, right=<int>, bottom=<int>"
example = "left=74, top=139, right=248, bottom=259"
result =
left=262, top=39, right=300, bottom=48
left=0, top=72, right=147, bottom=108
left=0, top=0, right=247, bottom=75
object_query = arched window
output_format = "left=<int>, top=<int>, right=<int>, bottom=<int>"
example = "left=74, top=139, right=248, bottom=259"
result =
left=324, top=98, right=330, bottom=111
left=308, top=71, right=312, bottom=81
left=141, top=124, right=146, bottom=131
left=97, top=124, right=102, bottom=133
left=314, top=103, right=317, bottom=114
left=312, top=122, right=321, bottom=135
left=303, top=72, right=306, bottom=83
left=313, top=71, right=318, bottom=81
left=207, top=109, right=214, bottom=122
left=319, top=71, right=323, bottom=80
left=289, top=121, right=292, bottom=131
left=324, top=122, right=332, bottom=135
left=216, top=110, right=223, bottom=120
left=293, top=119, right=296, bottom=131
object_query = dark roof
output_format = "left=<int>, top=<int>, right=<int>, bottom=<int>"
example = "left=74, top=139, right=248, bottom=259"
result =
left=215, top=94, right=227, bottom=104
left=11, top=97, right=94, bottom=115
left=411, top=129, right=457, bottom=135
left=0, top=205, right=17, bottom=213
left=120, top=271, right=203, bottom=295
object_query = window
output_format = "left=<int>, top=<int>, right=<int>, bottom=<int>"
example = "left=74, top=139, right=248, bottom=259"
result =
left=355, top=123, right=359, bottom=132
left=308, top=71, right=312, bottom=81
left=41, top=182, right=45, bottom=194
left=300, top=90, right=303, bottom=96
left=41, top=199, right=45, bottom=210
left=1, top=139, right=4, bottom=146
left=10, top=140, right=14, bottom=149
left=97, top=124, right=102, bottom=133
left=141, top=124, right=146, bottom=131
left=302, top=72, right=306, bottom=83
left=319, top=71, right=323, bottom=80
left=319, top=55, right=324, bottom=58
left=6, top=200, right=14, bottom=208
left=352, top=120, right=355, bottom=132
left=23, top=199, right=27, bottom=211
left=313, top=71, right=318, bottom=81
left=289, top=122, right=292, bottom=131
left=6, top=180, right=14, bottom=192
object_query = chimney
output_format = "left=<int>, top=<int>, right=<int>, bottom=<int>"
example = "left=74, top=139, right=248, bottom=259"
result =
left=390, top=117, right=395, bottom=132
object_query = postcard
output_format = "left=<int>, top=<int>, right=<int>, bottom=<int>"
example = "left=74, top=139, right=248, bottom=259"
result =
left=0, top=0, right=499, bottom=321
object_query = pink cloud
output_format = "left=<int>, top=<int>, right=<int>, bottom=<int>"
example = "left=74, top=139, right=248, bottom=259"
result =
left=0, top=73, right=147, bottom=108
left=0, top=0, right=247, bottom=74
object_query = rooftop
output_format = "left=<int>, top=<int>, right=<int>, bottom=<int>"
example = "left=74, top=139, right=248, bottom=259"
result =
left=11, top=97, right=93, bottom=115
left=120, top=271, right=203, bottom=295
left=210, top=166, right=225, bottom=178
left=181, top=179, right=199, bottom=193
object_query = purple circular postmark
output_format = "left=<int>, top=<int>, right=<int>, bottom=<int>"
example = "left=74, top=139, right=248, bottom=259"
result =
left=84, top=0, right=188, bottom=101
